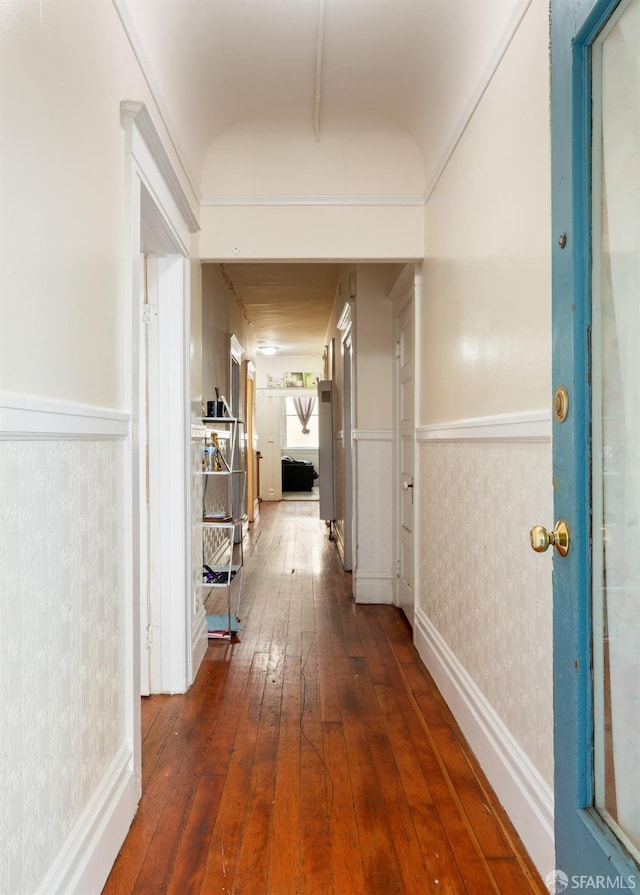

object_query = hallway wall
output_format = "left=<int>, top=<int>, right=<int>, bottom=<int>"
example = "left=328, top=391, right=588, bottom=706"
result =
left=199, top=204, right=424, bottom=263
left=195, top=264, right=257, bottom=639
left=0, top=3, right=199, bottom=893
left=415, top=0, right=554, bottom=874
left=1, top=0, right=556, bottom=888
left=324, top=265, right=398, bottom=597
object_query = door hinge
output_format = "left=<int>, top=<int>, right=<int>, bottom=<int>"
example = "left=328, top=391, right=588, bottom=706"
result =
left=143, top=304, right=159, bottom=326
left=146, top=625, right=154, bottom=648
left=395, top=340, right=400, bottom=360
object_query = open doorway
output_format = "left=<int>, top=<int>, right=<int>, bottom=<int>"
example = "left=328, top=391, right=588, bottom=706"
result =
left=137, top=187, right=191, bottom=695
left=256, top=391, right=321, bottom=502
left=122, top=101, right=198, bottom=705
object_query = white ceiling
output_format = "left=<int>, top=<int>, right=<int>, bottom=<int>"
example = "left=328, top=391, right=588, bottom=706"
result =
left=116, top=0, right=531, bottom=356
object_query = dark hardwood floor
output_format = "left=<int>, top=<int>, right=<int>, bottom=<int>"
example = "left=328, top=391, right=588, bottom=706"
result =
left=103, top=500, right=546, bottom=895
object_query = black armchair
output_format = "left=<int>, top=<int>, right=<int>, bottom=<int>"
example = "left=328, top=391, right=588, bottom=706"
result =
left=281, top=456, right=318, bottom=492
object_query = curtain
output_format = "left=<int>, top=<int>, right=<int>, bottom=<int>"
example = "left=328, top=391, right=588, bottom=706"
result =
left=293, top=397, right=316, bottom=434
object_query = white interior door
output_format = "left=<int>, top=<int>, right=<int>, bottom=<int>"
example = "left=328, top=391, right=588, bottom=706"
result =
left=396, top=295, right=415, bottom=626
left=255, top=391, right=282, bottom=500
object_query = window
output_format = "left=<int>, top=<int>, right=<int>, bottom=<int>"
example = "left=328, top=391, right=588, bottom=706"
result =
left=283, top=396, right=318, bottom=449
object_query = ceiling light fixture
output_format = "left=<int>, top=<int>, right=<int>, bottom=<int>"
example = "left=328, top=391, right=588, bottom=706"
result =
left=259, top=345, right=278, bottom=356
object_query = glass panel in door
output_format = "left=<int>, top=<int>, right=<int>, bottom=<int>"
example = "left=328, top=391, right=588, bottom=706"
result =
left=591, top=0, right=640, bottom=861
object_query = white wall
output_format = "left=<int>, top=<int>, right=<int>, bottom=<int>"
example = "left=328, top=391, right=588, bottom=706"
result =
left=323, top=265, right=397, bottom=597
left=414, top=0, right=554, bottom=874
left=353, top=266, right=396, bottom=601
left=198, top=112, right=424, bottom=263
left=199, top=203, right=424, bottom=263
left=201, top=114, right=426, bottom=197
left=353, top=265, right=399, bottom=430
left=0, top=1, right=197, bottom=408
left=201, top=264, right=257, bottom=394
left=420, top=16, right=550, bottom=424
left=1, top=0, right=556, bottom=886
left=0, top=3, right=198, bottom=893
left=201, top=266, right=233, bottom=411
left=190, top=262, right=204, bottom=418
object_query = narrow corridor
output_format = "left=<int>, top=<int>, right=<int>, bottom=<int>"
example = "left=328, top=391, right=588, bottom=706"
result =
left=103, top=501, right=545, bottom=895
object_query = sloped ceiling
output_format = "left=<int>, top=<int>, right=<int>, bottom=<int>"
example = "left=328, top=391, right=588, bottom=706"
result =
left=115, top=0, right=532, bottom=356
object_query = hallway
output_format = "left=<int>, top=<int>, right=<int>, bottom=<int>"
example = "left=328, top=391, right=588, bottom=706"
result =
left=103, top=501, right=545, bottom=895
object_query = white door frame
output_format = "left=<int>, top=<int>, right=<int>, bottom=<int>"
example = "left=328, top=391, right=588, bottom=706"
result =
left=341, top=329, right=354, bottom=570
left=391, top=265, right=419, bottom=622
left=121, top=101, right=199, bottom=716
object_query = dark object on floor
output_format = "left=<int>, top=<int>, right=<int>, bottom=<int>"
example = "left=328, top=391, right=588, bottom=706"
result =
left=281, top=456, right=318, bottom=491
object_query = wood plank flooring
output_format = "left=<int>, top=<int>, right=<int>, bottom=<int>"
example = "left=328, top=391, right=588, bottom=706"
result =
left=103, top=500, right=546, bottom=895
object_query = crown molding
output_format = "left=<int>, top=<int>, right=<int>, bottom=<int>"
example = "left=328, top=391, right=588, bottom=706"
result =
left=423, top=0, right=533, bottom=204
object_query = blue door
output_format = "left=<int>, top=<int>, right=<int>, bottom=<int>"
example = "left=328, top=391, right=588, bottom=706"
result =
left=551, top=0, right=640, bottom=888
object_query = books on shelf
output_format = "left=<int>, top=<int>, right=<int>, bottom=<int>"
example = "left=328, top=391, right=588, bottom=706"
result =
left=206, top=613, right=241, bottom=639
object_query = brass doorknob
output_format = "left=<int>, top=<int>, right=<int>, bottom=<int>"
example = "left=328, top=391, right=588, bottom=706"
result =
left=529, top=520, right=570, bottom=557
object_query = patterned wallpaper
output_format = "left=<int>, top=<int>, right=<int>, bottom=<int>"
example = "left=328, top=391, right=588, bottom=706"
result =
left=418, top=440, right=554, bottom=786
left=0, top=439, right=125, bottom=894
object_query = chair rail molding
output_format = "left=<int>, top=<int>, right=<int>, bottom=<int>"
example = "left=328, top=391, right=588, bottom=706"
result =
left=353, top=428, right=393, bottom=442
left=0, top=393, right=130, bottom=439
left=417, top=410, right=551, bottom=443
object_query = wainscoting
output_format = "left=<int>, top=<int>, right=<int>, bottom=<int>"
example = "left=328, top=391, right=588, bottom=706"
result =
left=353, top=428, right=393, bottom=604
left=0, top=395, right=136, bottom=895
left=414, top=411, right=554, bottom=875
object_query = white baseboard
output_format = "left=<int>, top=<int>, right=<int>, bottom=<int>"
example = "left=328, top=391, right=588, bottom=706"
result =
left=413, top=607, right=554, bottom=877
left=37, top=743, right=138, bottom=895
left=353, top=572, right=394, bottom=604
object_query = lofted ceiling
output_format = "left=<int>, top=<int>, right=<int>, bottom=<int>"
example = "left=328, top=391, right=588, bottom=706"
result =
left=116, top=0, right=531, bottom=357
